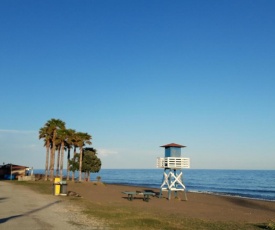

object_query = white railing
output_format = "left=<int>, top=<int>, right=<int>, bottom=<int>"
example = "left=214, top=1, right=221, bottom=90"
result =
left=157, top=157, right=190, bottom=169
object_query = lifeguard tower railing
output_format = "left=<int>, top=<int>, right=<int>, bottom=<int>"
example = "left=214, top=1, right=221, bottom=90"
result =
left=157, top=157, right=190, bottom=169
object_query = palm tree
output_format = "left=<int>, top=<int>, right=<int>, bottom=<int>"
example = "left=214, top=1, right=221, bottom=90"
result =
left=74, top=132, right=92, bottom=182
left=45, top=119, right=66, bottom=181
left=39, top=119, right=94, bottom=182
left=39, top=127, right=51, bottom=181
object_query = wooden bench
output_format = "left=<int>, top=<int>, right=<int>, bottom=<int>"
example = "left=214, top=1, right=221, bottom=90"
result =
left=122, top=191, right=155, bottom=202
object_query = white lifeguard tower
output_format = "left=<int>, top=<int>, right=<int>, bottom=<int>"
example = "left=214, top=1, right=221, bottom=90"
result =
left=157, top=143, right=190, bottom=200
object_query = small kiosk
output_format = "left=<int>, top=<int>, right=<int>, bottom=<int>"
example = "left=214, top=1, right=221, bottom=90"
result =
left=157, top=143, right=190, bottom=200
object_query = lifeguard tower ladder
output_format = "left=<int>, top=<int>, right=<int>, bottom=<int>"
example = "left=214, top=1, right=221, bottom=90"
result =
left=157, top=143, right=190, bottom=200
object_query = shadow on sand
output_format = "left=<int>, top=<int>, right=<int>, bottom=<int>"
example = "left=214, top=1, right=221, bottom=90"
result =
left=0, top=197, right=8, bottom=203
left=0, top=200, right=61, bottom=224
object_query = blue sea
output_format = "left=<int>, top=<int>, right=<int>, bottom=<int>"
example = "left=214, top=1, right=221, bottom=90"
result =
left=34, top=169, right=275, bottom=201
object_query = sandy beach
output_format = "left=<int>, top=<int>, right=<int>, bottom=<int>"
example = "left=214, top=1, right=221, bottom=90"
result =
left=1, top=180, right=275, bottom=230
left=67, top=181, right=275, bottom=223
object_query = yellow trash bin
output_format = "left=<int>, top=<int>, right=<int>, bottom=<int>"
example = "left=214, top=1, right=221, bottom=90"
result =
left=53, top=177, right=61, bottom=195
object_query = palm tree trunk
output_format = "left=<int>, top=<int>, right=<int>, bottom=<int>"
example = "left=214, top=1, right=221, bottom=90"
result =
left=72, top=146, right=77, bottom=181
left=59, top=142, right=65, bottom=180
left=79, top=147, right=83, bottom=182
left=66, top=149, right=70, bottom=181
left=56, top=146, right=61, bottom=176
left=49, top=131, right=57, bottom=181
left=44, top=144, right=50, bottom=181
left=49, top=148, right=55, bottom=181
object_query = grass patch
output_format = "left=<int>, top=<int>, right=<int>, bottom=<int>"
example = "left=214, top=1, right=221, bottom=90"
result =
left=81, top=201, right=259, bottom=230
left=8, top=180, right=53, bottom=195
left=7, top=180, right=267, bottom=230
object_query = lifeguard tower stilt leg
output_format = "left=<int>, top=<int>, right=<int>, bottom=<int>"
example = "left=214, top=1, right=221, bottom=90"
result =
left=159, top=168, right=187, bottom=200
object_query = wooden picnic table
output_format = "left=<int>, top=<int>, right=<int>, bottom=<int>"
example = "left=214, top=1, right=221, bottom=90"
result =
left=122, top=191, right=155, bottom=202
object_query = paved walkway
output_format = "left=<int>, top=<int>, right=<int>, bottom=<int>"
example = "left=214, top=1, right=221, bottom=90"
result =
left=0, top=181, right=107, bottom=230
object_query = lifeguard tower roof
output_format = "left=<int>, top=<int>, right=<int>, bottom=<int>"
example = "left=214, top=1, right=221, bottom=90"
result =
left=160, top=143, right=186, bottom=148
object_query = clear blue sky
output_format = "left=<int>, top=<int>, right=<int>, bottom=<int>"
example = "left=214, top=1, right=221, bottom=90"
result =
left=0, top=0, right=274, bottom=170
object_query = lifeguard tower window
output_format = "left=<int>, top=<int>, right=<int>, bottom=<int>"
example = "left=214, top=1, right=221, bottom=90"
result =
left=165, top=147, right=181, bottom=157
